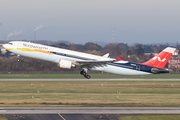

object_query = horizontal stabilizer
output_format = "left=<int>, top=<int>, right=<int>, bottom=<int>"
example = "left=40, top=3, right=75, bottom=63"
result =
left=151, top=68, right=169, bottom=73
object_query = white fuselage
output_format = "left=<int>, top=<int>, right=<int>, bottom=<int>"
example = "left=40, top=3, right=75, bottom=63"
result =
left=3, top=41, right=151, bottom=76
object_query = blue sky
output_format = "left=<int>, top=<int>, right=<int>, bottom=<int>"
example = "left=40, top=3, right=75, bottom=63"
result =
left=0, top=0, right=180, bottom=44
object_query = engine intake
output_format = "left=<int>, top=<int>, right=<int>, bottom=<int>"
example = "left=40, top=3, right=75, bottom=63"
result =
left=57, top=59, right=75, bottom=69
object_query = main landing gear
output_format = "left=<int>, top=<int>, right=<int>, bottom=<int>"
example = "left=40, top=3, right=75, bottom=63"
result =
left=80, top=69, right=91, bottom=79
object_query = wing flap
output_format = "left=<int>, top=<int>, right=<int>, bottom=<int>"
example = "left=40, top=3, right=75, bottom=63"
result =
left=76, top=60, right=113, bottom=67
left=76, top=57, right=123, bottom=68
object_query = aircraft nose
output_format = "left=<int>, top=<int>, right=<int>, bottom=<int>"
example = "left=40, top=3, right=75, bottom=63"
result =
left=2, top=44, right=8, bottom=49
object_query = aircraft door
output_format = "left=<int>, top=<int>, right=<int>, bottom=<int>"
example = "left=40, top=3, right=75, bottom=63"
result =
left=136, top=65, right=140, bottom=71
left=17, top=43, right=22, bottom=49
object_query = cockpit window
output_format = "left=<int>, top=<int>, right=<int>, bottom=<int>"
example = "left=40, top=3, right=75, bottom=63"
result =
left=9, top=43, right=13, bottom=45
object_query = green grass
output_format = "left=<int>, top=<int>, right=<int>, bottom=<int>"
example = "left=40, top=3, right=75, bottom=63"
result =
left=0, top=73, right=180, bottom=79
left=0, top=81, right=180, bottom=107
left=119, top=114, right=180, bottom=120
left=0, top=117, right=7, bottom=120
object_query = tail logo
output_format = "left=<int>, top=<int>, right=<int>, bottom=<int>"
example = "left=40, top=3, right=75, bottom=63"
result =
left=152, top=56, right=166, bottom=62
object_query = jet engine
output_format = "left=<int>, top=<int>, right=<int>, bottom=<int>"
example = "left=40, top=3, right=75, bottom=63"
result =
left=57, top=59, right=75, bottom=69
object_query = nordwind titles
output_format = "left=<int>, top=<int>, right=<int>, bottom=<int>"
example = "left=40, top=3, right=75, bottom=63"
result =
left=23, top=43, right=43, bottom=50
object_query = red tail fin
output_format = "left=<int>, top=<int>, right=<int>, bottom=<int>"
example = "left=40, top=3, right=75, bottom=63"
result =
left=140, top=47, right=176, bottom=69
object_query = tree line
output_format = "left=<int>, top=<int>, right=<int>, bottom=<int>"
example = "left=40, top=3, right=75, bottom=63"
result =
left=0, top=41, right=178, bottom=71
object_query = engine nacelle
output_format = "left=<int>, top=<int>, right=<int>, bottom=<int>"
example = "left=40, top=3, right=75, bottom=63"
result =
left=57, top=59, right=75, bottom=69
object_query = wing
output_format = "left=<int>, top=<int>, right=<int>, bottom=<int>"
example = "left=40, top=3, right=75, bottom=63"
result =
left=75, top=57, right=123, bottom=68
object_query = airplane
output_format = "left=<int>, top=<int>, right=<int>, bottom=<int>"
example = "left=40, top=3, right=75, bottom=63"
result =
left=2, top=41, right=176, bottom=79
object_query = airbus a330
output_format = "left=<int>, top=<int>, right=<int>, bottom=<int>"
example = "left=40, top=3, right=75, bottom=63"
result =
left=3, top=41, right=176, bottom=79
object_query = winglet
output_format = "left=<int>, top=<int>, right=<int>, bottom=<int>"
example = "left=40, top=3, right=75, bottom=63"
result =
left=116, top=57, right=123, bottom=61
left=103, top=53, right=109, bottom=58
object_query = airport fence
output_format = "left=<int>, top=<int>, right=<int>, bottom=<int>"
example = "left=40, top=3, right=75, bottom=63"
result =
left=0, top=71, right=102, bottom=74
left=169, top=71, right=180, bottom=74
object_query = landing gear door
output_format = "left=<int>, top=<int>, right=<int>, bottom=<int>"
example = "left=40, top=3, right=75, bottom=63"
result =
left=136, top=65, right=140, bottom=71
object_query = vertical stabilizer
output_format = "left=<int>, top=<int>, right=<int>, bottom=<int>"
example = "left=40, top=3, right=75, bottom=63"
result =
left=140, top=47, right=176, bottom=69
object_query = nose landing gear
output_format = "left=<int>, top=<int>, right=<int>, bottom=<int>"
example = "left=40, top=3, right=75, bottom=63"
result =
left=17, top=55, right=20, bottom=62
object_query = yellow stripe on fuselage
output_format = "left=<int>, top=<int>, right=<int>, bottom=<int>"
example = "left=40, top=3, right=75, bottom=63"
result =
left=15, top=48, right=53, bottom=54
left=6, top=48, right=14, bottom=51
